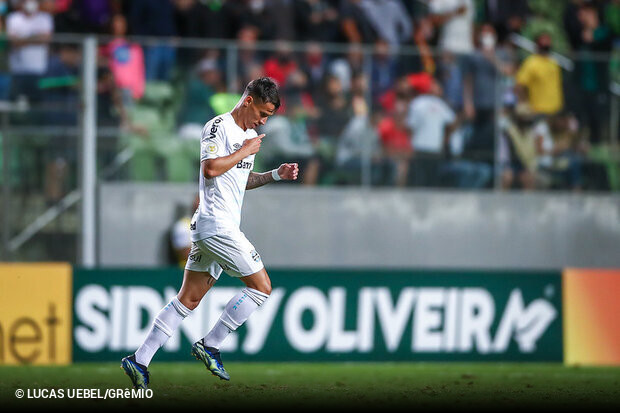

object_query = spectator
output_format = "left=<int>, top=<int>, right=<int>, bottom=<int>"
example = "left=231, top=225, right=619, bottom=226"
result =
left=339, top=0, right=376, bottom=43
left=564, top=1, right=612, bottom=143
left=6, top=0, right=54, bottom=102
left=313, top=74, right=351, bottom=178
left=378, top=73, right=413, bottom=116
left=521, top=0, right=571, bottom=55
left=410, top=13, right=436, bottom=74
left=483, top=0, right=529, bottom=43
left=357, top=0, right=412, bottom=48
left=230, top=0, right=279, bottom=41
left=437, top=50, right=463, bottom=112
left=532, top=112, right=585, bottom=190
left=314, top=74, right=351, bottom=142
left=294, top=0, right=339, bottom=42
left=265, top=0, right=297, bottom=41
left=173, top=0, right=215, bottom=67
left=377, top=98, right=413, bottom=186
left=407, top=73, right=458, bottom=187
left=406, top=72, right=457, bottom=187
left=165, top=195, right=199, bottom=268
left=42, top=43, right=80, bottom=125
left=498, top=101, right=538, bottom=190
left=174, top=0, right=211, bottom=39
left=299, top=41, right=328, bottom=100
left=236, top=25, right=264, bottom=89
left=515, top=32, right=563, bottom=115
left=428, top=0, right=474, bottom=56
left=52, top=0, right=120, bottom=34
left=461, top=24, right=514, bottom=164
left=333, top=88, right=386, bottom=185
left=371, top=39, right=397, bottom=106
left=41, top=43, right=80, bottom=205
left=177, top=57, right=219, bottom=138
left=262, top=40, right=298, bottom=89
left=329, top=42, right=364, bottom=93
left=102, top=14, right=145, bottom=108
left=96, top=66, right=122, bottom=127
left=68, top=0, right=115, bottom=34
left=128, top=0, right=177, bottom=81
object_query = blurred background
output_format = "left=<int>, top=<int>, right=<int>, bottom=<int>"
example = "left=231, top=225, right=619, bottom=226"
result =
left=0, top=0, right=619, bottom=368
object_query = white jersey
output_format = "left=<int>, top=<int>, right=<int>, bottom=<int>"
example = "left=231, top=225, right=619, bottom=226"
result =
left=191, top=112, right=257, bottom=242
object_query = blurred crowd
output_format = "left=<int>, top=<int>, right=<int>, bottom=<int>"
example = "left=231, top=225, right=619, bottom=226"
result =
left=1, top=0, right=620, bottom=192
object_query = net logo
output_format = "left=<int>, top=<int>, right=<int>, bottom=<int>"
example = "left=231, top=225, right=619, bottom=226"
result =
left=0, top=304, right=61, bottom=364
left=0, top=264, right=72, bottom=365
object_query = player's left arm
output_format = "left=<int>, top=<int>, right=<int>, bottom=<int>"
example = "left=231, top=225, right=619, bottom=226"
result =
left=246, top=163, right=299, bottom=190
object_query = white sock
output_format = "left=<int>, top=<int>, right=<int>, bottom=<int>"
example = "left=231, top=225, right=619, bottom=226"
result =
left=203, top=288, right=269, bottom=349
left=135, top=296, right=191, bottom=366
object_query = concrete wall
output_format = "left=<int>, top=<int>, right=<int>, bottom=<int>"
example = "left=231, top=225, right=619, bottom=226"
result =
left=99, top=184, right=620, bottom=269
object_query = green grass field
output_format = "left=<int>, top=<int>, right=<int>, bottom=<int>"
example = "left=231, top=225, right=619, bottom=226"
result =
left=1, top=363, right=619, bottom=412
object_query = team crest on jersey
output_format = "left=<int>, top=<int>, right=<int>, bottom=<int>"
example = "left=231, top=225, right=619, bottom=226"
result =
left=250, top=249, right=261, bottom=262
left=233, top=143, right=242, bottom=151
left=206, top=142, right=218, bottom=154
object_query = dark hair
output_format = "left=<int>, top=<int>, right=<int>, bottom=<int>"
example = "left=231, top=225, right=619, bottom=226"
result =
left=246, top=77, right=281, bottom=110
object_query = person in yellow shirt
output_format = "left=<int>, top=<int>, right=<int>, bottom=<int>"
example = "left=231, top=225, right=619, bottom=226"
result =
left=515, top=32, right=564, bottom=115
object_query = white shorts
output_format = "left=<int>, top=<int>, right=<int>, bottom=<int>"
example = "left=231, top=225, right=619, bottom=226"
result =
left=184, top=229, right=264, bottom=279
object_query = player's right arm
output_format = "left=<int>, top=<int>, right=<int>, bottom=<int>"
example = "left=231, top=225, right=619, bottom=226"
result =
left=202, top=134, right=264, bottom=179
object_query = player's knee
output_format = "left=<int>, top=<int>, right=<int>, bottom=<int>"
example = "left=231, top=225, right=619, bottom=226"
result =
left=258, top=283, right=271, bottom=296
left=251, top=280, right=271, bottom=296
left=257, top=274, right=272, bottom=296
left=178, top=294, right=201, bottom=311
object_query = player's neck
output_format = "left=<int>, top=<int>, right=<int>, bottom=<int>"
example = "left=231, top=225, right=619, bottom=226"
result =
left=230, top=105, right=247, bottom=131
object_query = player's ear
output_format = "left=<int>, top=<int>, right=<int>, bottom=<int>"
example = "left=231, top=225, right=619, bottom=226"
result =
left=244, top=95, right=253, bottom=107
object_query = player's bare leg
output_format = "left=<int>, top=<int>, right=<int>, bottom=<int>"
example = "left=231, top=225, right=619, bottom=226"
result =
left=238, top=267, right=272, bottom=295
left=193, top=268, right=271, bottom=381
left=177, top=269, right=217, bottom=310
left=122, top=269, right=216, bottom=389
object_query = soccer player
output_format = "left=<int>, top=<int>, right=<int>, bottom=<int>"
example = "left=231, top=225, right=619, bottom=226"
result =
left=121, top=77, right=298, bottom=389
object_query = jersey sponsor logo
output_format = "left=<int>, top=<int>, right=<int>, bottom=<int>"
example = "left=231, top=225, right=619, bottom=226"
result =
left=250, top=249, right=261, bottom=262
left=233, top=143, right=242, bottom=151
left=205, top=142, right=218, bottom=154
left=206, top=117, right=222, bottom=140
left=188, top=253, right=202, bottom=263
left=190, top=221, right=196, bottom=230
left=236, top=160, right=253, bottom=169
left=219, top=262, right=232, bottom=271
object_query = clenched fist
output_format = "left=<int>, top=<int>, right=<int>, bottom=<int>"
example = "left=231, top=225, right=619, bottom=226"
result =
left=277, top=163, right=299, bottom=181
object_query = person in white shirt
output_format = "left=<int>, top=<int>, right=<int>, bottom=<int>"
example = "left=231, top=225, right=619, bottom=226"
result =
left=406, top=73, right=457, bottom=186
left=122, top=77, right=299, bottom=389
left=6, top=0, right=53, bottom=100
left=428, top=0, right=474, bottom=55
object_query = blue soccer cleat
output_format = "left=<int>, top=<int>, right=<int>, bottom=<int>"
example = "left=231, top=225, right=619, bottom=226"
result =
left=191, top=341, right=230, bottom=381
left=121, top=354, right=150, bottom=389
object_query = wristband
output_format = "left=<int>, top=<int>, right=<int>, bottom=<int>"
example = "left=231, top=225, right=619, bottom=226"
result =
left=271, top=169, right=282, bottom=181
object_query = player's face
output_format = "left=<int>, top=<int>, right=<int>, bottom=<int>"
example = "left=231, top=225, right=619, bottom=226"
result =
left=245, top=96, right=276, bottom=130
